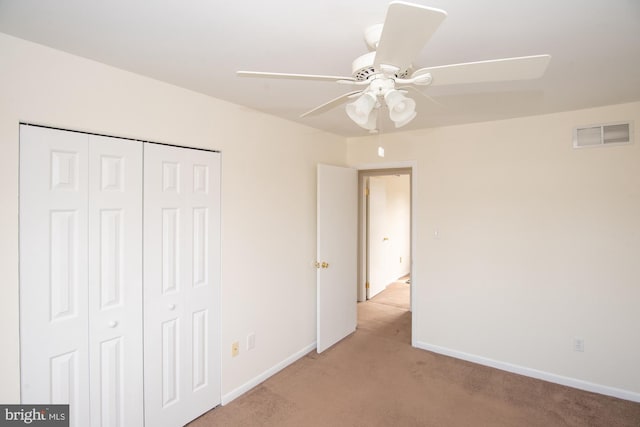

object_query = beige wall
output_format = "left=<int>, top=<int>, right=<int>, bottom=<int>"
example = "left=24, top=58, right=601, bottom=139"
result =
left=384, top=174, right=411, bottom=279
left=0, top=33, right=346, bottom=402
left=348, top=102, right=640, bottom=397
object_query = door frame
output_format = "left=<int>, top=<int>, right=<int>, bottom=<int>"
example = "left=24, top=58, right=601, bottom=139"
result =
left=356, top=161, right=417, bottom=342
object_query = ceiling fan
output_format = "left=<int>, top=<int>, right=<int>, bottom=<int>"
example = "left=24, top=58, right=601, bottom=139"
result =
left=237, top=1, right=551, bottom=132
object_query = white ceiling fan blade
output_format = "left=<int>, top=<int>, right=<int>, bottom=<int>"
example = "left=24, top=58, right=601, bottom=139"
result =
left=412, top=55, right=551, bottom=86
left=237, top=71, right=355, bottom=83
left=300, top=91, right=362, bottom=118
left=374, top=2, right=447, bottom=72
left=398, top=86, right=444, bottom=106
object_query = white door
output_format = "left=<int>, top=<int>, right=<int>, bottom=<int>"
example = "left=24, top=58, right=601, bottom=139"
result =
left=367, top=176, right=391, bottom=299
left=20, top=125, right=144, bottom=427
left=317, top=164, right=357, bottom=353
left=87, top=135, right=144, bottom=427
left=20, top=126, right=91, bottom=426
left=143, top=143, right=221, bottom=427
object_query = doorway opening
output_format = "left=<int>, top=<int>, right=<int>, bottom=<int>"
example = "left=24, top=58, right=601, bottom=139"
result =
left=357, top=167, right=412, bottom=334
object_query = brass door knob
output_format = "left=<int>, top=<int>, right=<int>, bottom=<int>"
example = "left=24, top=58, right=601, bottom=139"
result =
left=321, top=262, right=329, bottom=269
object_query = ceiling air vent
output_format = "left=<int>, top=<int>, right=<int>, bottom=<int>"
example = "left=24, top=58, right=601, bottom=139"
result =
left=573, top=121, right=633, bottom=148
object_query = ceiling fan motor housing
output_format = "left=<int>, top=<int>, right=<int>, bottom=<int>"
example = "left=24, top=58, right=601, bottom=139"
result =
left=351, top=51, right=410, bottom=81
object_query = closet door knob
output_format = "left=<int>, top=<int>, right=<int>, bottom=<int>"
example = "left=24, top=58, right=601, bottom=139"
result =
left=168, top=304, right=176, bottom=311
left=108, top=321, right=118, bottom=328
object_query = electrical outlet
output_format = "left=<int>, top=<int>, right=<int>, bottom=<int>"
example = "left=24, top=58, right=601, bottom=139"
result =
left=231, top=341, right=240, bottom=357
left=573, top=338, right=584, bottom=352
left=247, top=333, right=256, bottom=350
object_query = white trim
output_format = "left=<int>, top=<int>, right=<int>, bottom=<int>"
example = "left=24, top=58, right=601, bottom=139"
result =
left=221, top=342, right=316, bottom=405
left=415, top=341, right=640, bottom=403
left=356, top=160, right=417, bottom=171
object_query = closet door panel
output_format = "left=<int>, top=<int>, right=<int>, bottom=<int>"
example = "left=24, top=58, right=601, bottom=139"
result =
left=19, top=125, right=91, bottom=426
left=144, top=144, right=221, bottom=427
left=88, top=135, right=143, bottom=427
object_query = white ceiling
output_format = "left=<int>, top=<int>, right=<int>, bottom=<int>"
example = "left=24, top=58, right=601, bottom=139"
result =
left=1, top=0, right=639, bottom=137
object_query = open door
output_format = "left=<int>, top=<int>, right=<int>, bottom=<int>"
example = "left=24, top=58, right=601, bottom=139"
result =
left=317, top=164, right=357, bottom=353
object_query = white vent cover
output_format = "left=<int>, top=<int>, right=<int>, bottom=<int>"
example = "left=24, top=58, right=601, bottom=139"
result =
left=573, top=121, right=633, bottom=148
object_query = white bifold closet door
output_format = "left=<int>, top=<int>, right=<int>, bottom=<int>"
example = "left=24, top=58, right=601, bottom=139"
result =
left=143, top=143, right=221, bottom=427
left=20, top=125, right=144, bottom=427
left=20, top=126, right=221, bottom=427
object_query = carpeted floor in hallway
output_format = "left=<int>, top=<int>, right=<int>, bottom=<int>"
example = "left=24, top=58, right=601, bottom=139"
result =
left=188, top=279, right=640, bottom=427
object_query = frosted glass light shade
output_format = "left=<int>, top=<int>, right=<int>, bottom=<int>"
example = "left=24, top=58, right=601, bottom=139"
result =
left=392, top=111, right=416, bottom=128
left=346, top=92, right=377, bottom=125
left=360, top=108, right=378, bottom=130
left=384, top=90, right=416, bottom=127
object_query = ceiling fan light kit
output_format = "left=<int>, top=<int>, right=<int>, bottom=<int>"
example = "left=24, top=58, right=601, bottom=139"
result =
left=345, top=74, right=418, bottom=129
left=237, top=1, right=551, bottom=132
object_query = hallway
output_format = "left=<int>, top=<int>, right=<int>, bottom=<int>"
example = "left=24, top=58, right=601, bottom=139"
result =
left=358, top=277, right=411, bottom=344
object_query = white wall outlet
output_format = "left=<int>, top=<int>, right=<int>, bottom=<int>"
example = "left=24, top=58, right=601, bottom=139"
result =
left=573, top=338, right=585, bottom=352
left=231, top=341, right=240, bottom=357
left=247, top=333, right=256, bottom=350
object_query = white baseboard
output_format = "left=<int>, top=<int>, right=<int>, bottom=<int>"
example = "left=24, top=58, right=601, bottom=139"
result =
left=414, top=341, right=640, bottom=403
left=221, top=342, right=316, bottom=405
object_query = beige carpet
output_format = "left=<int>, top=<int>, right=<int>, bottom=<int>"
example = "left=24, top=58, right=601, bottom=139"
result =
left=369, top=279, right=411, bottom=311
left=189, top=281, right=640, bottom=427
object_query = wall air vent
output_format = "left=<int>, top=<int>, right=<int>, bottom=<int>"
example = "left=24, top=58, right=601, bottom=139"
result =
left=573, top=121, right=633, bottom=148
